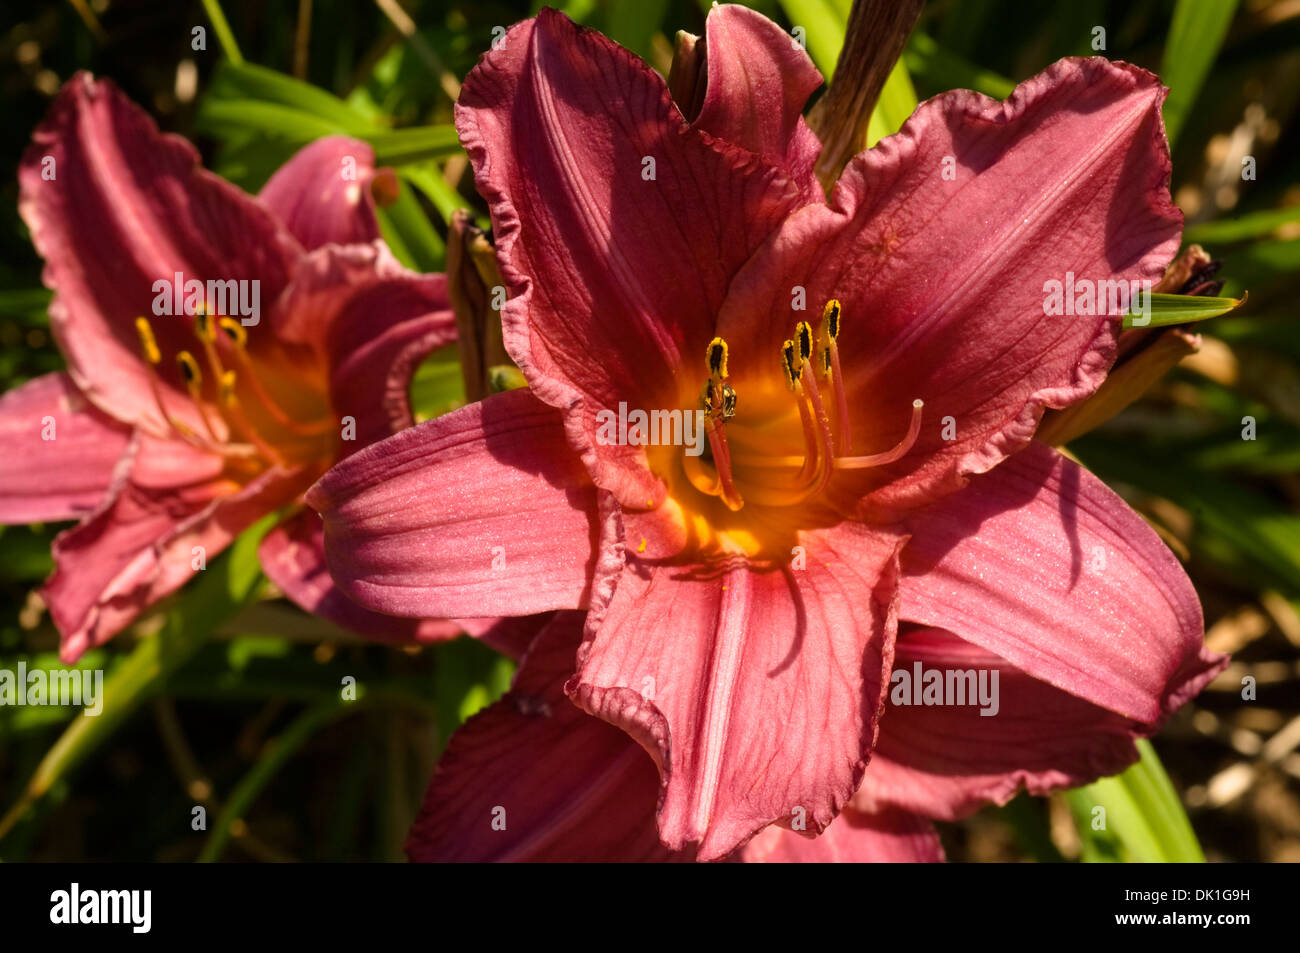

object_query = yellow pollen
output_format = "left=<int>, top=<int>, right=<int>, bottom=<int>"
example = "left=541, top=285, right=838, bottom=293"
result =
left=707, top=337, right=729, bottom=379
left=134, top=317, right=161, bottom=365
left=176, top=351, right=202, bottom=388
left=218, top=317, right=248, bottom=348
left=795, top=322, right=813, bottom=363
left=781, top=339, right=801, bottom=390
left=219, top=369, right=238, bottom=406
left=720, top=381, right=737, bottom=420
left=822, top=299, right=841, bottom=340
left=194, top=307, right=216, bottom=342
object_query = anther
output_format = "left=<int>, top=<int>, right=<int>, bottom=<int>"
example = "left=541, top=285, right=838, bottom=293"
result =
left=177, top=351, right=201, bottom=387
left=823, top=299, right=841, bottom=341
left=135, top=317, right=161, bottom=365
left=218, top=317, right=248, bottom=348
left=795, top=321, right=813, bottom=363
left=707, top=337, right=729, bottom=380
left=781, top=340, right=801, bottom=391
left=697, top=336, right=743, bottom=510
left=720, top=382, right=737, bottom=421
left=818, top=298, right=851, bottom=455
left=219, top=370, right=238, bottom=406
left=194, top=307, right=216, bottom=343
left=177, top=350, right=221, bottom=442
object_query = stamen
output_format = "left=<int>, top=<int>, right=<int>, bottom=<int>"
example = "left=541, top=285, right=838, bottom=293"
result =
left=695, top=336, right=743, bottom=510
left=704, top=418, right=743, bottom=511
left=776, top=338, right=823, bottom=483
left=125, top=319, right=261, bottom=461
left=719, top=381, right=737, bottom=421
left=216, top=367, right=288, bottom=467
left=834, top=400, right=923, bottom=469
left=194, top=307, right=216, bottom=343
left=796, top=355, right=836, bottom=498
left=781, top=339, right=801, bottom=391
left=218, top=317, right=247, bottom=347
left=193, top=307, right=234, bottom=414
left=219, top=369, right=238, bottom=406
left=819, top=299, right=851, bottom=455
left=135, top=317, right=162, bottom=365
left=707, top=337, right=729, bottom=379
left=795, top=321, right=813, bottom=364
left=177, top=350, right=221, bottom=441
left=176, top=351, right=201, bottom=388
left=217, top=317, right=331, bottom=437
left=682, top=446, right=721, bottom=496
left=823, top=299, right=841, bottom=341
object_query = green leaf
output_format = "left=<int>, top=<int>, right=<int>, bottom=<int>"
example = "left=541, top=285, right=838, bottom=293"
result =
left=1161, top=0, right=1240, bottom=147
left=0, top=288, right=53, bottom=325
left=1122, top=291, right=1244, bottom=329
left=199, top=0, right=244, bottom=65
left=1073, top=436, right=1300, bottom=594
left=0, top=515, right=273, bottom=843
left=905, top=31, right=1015, bottom=99
left=0, top=526, right=55, bottom=581
left=1066, top=740, right=1205, bottom=862
left=197, top=701, right=347, bottom=862
left=1183, top=206, right=1300, bottom=245
left=401, top=165, right=464, bottom=227
left=409, top=344, right=465, bottom=421
left=433, top=637, right=515, bottom=753
left=368, top=126, right=462, bottom=166
left=605, top=0, right=669, bottom=62
left=865, top=58, right=918, bottom=146
left=204, top=62, right=375, bottom=134
left=777, top=0, right=846, bottom=79
left=375, top=179, right=446, bottom=272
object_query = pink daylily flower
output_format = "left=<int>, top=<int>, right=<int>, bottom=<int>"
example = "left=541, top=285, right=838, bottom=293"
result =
left=310, top=6, right=1228, bottom=860
left=1, top=74, right=464, bottom=660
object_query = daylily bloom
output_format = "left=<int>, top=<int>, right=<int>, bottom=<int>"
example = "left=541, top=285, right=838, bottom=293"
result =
left=310, top=6, right=1227, bottom=860
left=1, top=74, right=464, bottom=661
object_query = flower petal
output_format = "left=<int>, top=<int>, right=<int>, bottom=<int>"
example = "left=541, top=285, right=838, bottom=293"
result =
left=739, top=806, right=944, bottom=862
left=0, top=372, right=131, bottom=523
left=568, top=509, right=904, bottom=860
left=455, top=9, right=805, bottom=507
left=898, top=441, right=1227, bottom=725
left=324, top=270, right=456, bottom=454
left=45, top=434, right=306, bottom=661
left=18, top=73, right=301, bottom=436
left=716, top=57, right=1182, bottom=515
left=307, top=387, right=603, bottom=620
left=855, top=626, right=1145, bottom=820
left=408, top=611, right=684, bottom=862
left=258, top=508, right=465, bottom=644
left=258, top=137, right=383, bottom=250
left=693, top=4, right=823, bottom=192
